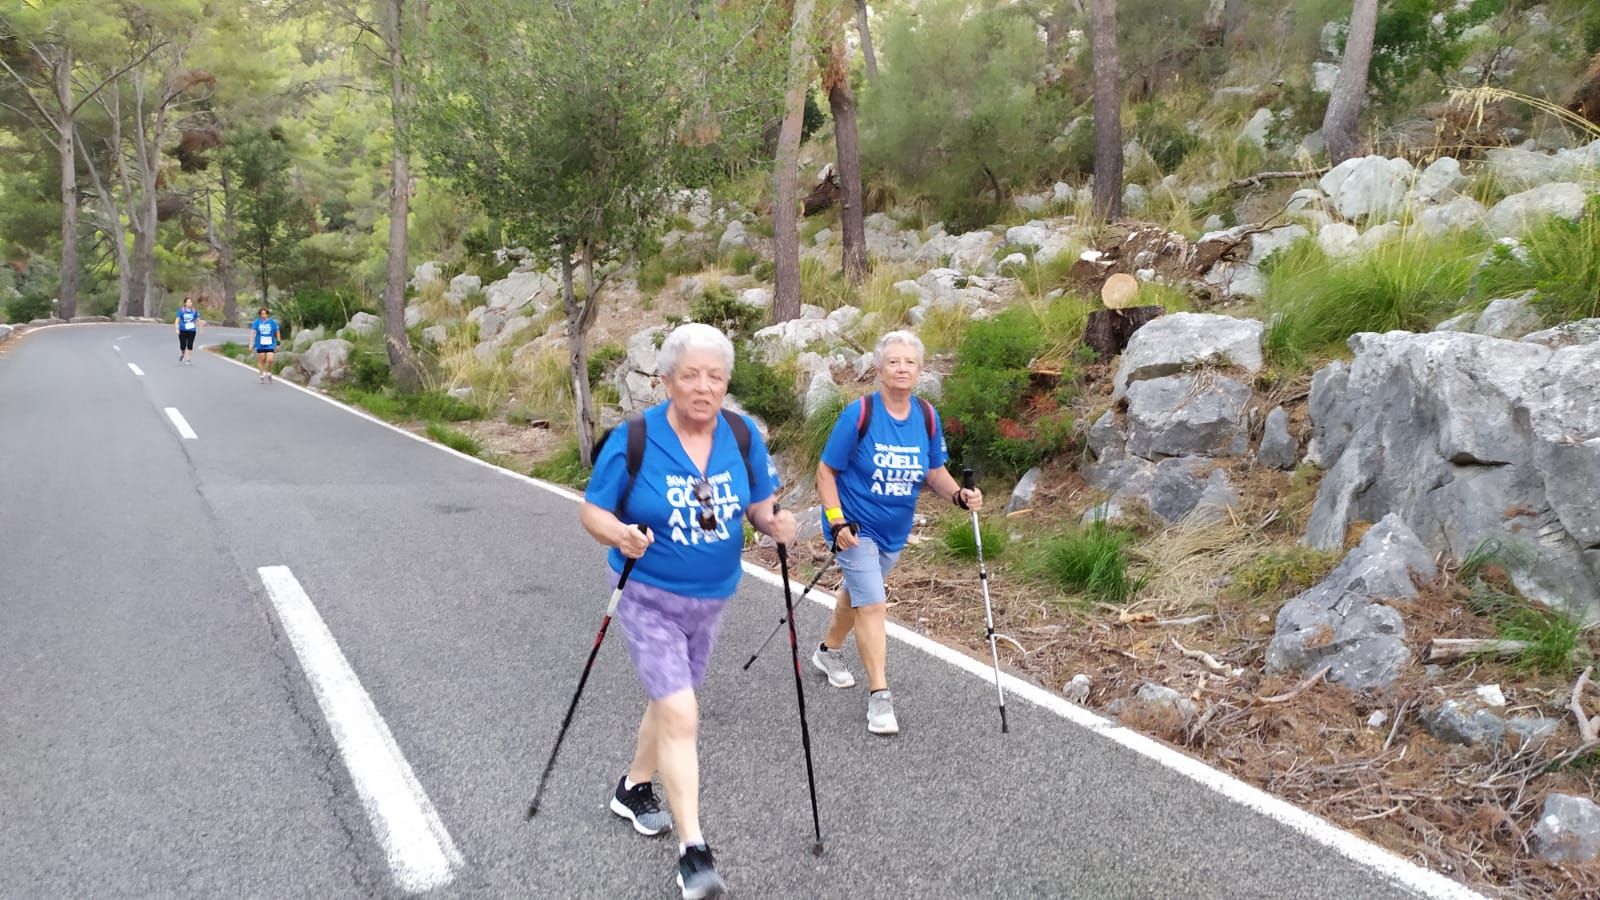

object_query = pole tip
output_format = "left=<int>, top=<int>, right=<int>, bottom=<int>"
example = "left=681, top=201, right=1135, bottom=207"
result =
left=525, top=801, right=539, bottom=819
left=812, top=841, right=825, bottom=857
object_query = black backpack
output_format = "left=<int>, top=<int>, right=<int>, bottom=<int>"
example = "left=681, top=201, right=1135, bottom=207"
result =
left=594, top=410, right=755, bottom=518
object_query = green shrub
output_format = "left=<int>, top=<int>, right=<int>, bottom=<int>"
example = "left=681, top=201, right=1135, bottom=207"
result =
left=1039, top=521, right=1141, bottom=604
left=344, top=387, right=485, bottom=422
left=940, top=306, right=1074, bottom=476
left=942, top=517, right=1008, bottom=561
left=587, top=343, right=626, bottom=385
left=772, top=393, right=846, bottom=461
left=530, top=439, right=589, bottom=488
left=277, top=289, right=370, bottom=332
left=1263, top=231, right=1488, bottom=368
left=722, top=246, right=761, bottom=275
left=4, top=291, right=53, bottom=323
left=1133, top=101, right=1201, bottom=172
left=425, top=422, right=482, bottom=456
left=1474, top=196, right=1600, bottom=324
left=216, top=341, right=251, bottom=361
left=689, top=286, right=763, bottom=339
left=728, top=347, right=798, bottom=428
left=351, top=347, right=392, bottom=391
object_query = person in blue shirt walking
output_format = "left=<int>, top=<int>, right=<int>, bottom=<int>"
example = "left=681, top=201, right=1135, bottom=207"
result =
left=580, top=322, right=795, bottom=899
left=812, top=330, right=982, bottom=736
left=174, top=297, right=202, bottom=365
left=250, top=307, right=281, bottom=383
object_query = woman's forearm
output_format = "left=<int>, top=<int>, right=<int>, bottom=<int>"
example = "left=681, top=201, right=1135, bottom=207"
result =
left=580, top=502, right=628, bottom=547
left=817, top=463, right=842, bottom=510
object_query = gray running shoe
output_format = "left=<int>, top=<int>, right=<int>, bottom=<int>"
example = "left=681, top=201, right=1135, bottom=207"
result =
left=609, top=777, right=672, bottom=836
left=867, top=690, right=899, bottom=735
left=676, top=844, right=726, bottom=899
left=812, top=644, right=856, bottom=689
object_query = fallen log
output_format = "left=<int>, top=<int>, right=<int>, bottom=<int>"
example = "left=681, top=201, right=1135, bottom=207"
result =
left=1423, top=638, right=1533, bottom=663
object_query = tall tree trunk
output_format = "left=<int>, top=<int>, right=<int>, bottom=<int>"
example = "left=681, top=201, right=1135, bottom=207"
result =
left=561, top=244, right=597, bottom=464
left=854, top=1, right=878, bottom=81
left=218, top=167, right=240, bottom=326
left=1090, top=0, right=1123, bottom=222
left=826, top=40, right=866, bottom=284
left=382, top=0, right=424, bottom=392
left=125, top=69, right=154, bottom=318
left=1322, top=0, right=1379, bottom=165
left=78, top=126, right=131, bottom=318
left=54, top=50, right=78, bottom=320
left=771, top=0, right=817, bottom=324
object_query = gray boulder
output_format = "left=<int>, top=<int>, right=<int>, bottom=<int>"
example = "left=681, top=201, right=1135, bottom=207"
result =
left=1473, top=292, right=1542, bottom=339
left=343, top=311, right=381, bottom=339
left=616, top=327, right=666, bottom=413
left=1304, top=331, right=1600, bottom=620
left=485, top=269, right=559, bottom=312
left=738, top=287, right=772, bottom=311
left=950, top=230, right=1003, bottom=272
left=1522, top=318, right=1600, bottom=349
left=1258, top=406, right=1298, bottom=469
left=1316, top=222, right=1361, bottom=258
left=1239, top=107, right=1276, bottom=148
left=1007, top=467, right=1043, bottom=513
left=479, top=309, right=507, bottom=341
left=1415, top=156, right=1466, bottom=203
left=1266, top=515, right=1436, bottom=691
left=1088, top=410, right=1125, bottom=461
left=1108, top=682, right=1199, bottom=725
left=1533, top=794, right=1600, bottom=864
left=404, top=303, right=425, bottom=329
left=1418, top=197, right=1487, bottom=237
left=1318, top=155, right=1413, bottom=221
left=410, top=261, right=443, bottom=290
left=1113, top=313, right=1264, bottom=399
left=300, top=339, right=354, bottom=388
left=445, top=273, right=481, bottom=303
left=0, top=323, right=12, bottom=342
left=290, top=325, right=326, bottom=353
left=1125, top=374, right=1252, bottom=460
left=1421, top=700, right=1507, bottom=746
left=421, top=325, right=448, bottom=346
left=803, top=371, right=843, bottom=419
left=1486, top=183, right=1591, bottom=238
left=719, top=220, right=751, bottom=254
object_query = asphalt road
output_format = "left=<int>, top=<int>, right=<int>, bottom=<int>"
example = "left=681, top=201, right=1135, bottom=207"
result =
left=0, top=324, right=1475, bottom=899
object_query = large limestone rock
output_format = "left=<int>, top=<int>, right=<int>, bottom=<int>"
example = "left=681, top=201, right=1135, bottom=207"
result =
left=300, top=339, right=355, bottom=388
left=1113, top=313, right=1264, bottom=400
left=1533, top=794, right=1600, bottom=863
left=616, top=327, right=666, bottom=412
left=445, top=274, right=481, bottom=303
left=410, top=261, right=443, bottom=290
left=485, top=269, right=559, bottom=312
left=290, top=325, right=326, bottom=352
left=1486, top=142, right=1600, bottom=190
left=1318, top=155, right=1414, bottom=221
left=950, top=230, right=1003, bottom=272
left=1305, top=331, right=1600, bottom=620
left=1415, top=156, right=1467, bottom=203
left=1486, top=183, right=1591, bottom=238
left=1417, top=197, right=1487, bottom=236
left=1125, top=374, right=1252, bottom=459
left=343, top=311, right=381, bottom=339
left=1266, top=515, right=1436, bottom=690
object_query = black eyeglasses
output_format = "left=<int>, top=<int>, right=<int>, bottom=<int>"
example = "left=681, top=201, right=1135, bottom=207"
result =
left=692, top=478, right=717, bottom=532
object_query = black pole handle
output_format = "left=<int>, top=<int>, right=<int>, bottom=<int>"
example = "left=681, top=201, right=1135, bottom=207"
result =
left=962, top=467, right=975, bottom=490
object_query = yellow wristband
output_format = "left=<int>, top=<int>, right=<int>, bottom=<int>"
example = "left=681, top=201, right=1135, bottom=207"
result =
left=825, top=507, right=845, bottom=524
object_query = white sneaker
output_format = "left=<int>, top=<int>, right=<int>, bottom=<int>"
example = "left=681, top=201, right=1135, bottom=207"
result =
left=812, top=645, right=856, bottom=689
left=867, top=690, right=899, bottom=735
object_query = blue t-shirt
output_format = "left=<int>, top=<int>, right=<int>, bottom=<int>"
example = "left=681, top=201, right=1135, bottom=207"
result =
left=584, top=402, right=778, bottom=599
left=252, top=318, right=280, bottom=350
left=819, top=393, right=948, bottom=553
left=177, top=308, right=200, bottom=331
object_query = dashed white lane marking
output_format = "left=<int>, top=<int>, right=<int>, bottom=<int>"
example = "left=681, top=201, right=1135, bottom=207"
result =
left=162, top=407, right=197, bottom=440
left=126, top=362, right=143, bottom=376
left=113, top=345, right=121, bottom=353
left=212, top=352, right=1484, bottom=900
left=257, top=566, right=463, bottom=893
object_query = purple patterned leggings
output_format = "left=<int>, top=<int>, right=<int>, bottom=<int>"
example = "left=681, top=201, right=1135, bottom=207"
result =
left=612, top=572, right=730, bottom=701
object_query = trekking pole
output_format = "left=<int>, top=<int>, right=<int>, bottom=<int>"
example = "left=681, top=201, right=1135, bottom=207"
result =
left=526, top=525, right=649, bottom=819
left=743, top=528, right=849, bottom=670
left=964, top=468, right=1010, bottom=734
left=774, top=506, right=825, bottom=856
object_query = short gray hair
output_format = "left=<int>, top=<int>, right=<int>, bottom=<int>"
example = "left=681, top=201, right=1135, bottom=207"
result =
left=874, top=330, right=925, bottom=368
left=658, top=322, right=735, bottom=377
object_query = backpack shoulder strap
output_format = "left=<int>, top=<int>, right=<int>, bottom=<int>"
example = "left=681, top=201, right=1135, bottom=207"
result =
left=719, top=409, right=755, bottom=497
left=613, top=414, right=647, bottom=518
left=918, top=396, right=936, bottom=440
left=855, top=393, right=875, bottom=442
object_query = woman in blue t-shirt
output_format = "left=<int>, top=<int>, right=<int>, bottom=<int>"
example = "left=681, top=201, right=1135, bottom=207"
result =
left=812, top=330, right=983, bottom=736
left=250, top=307, right=281, bottom=383
left=174, top=297, right=202, bottom=365
left=579, top=322, right=796, bottom=899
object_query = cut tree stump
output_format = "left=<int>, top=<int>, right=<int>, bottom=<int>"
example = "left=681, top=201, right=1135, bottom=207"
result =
left=1084, top=306, right=1164, bottom=360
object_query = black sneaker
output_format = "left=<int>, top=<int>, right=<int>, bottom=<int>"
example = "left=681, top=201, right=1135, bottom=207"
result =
left=609, top=776, right=671, bottom=835
left=676, top=844, right=726, bottom=899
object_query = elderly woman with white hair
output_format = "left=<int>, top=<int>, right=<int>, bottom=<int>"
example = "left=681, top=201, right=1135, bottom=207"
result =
left=580, top=322, right=796, bottom=899
left=812, top=330, right=982, bottom=735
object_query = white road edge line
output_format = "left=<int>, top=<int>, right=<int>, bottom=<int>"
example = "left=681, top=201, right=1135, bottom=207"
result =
left=126, top=362, right=144, bottom=376
left=213, top=353, right=1483, bottom=900
left=257, top=565, right=463, bottom=894
left=163, top=407, right=198, bottom=440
